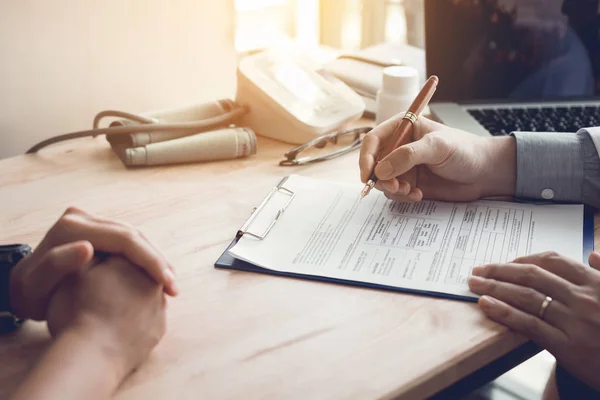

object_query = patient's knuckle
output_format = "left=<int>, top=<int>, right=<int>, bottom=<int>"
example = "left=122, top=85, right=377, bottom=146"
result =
left=118, top=225, right=141, bottom=244
left=42, top=247, right=64, bottom=270
left=115, top=220, right=136, bottom=232
left=53, top=213, right=83, bottom=232
left=63, top=206, right=85, bottom=216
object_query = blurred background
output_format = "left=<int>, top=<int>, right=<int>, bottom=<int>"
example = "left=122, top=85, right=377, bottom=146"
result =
left=233, top=0, right=424, bottom=53
left=0, top=0, right=424, bottom=159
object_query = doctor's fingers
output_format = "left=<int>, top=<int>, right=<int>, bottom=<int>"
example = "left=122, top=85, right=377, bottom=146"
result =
left=381, top=171, right=421, bottom=202
left=360, top=116, right=446, bottom=183
left=374, top=168, right=418, bottom=194
left=359, top=133, right=380, bottom=183
left=383, top=187, right=423, bottom=203
left=374, top=133, right=448, bottom=181
left=376, top=179, right=411, bottom=195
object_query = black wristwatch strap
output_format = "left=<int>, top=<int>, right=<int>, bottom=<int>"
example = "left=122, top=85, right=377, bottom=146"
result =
left=0, top=244, right=32, bottom=313
left=0, top=314, right=24, bottom=332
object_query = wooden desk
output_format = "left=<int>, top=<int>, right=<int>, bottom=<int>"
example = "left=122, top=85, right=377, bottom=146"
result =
left=0, top=133, right=584, bottom=399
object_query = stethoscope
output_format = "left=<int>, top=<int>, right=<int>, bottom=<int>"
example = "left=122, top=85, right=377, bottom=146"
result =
left=26, top=99, right=249, bottom=153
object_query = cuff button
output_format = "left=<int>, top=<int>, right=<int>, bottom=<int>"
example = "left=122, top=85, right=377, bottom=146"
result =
left=541, top=188, right=554, bottom=200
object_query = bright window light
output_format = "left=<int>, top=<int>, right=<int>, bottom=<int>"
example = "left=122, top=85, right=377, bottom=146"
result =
left=235, top=0, right=287, bottom=13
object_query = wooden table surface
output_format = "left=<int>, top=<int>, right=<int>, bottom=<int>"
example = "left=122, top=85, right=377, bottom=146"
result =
left=0, top=130, right=594, bottom=399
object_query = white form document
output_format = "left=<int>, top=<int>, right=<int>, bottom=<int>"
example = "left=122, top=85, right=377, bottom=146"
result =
left=229, top=175, right=584, bottom=299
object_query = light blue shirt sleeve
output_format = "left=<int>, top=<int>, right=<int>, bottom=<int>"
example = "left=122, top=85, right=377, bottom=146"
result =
left=511, top=127, right=600, bottom=208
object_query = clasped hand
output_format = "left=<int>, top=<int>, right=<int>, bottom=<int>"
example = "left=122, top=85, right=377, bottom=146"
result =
left=9, top=207, right=175, bottom=384
left=10, top=206, right=177, bottom=321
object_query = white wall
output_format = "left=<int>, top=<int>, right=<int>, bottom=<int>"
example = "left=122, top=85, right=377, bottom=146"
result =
left=0, top=0, right=237, bottom=159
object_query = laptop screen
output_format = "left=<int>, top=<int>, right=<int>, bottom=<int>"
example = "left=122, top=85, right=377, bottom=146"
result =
left=425, top=0, right=600, bottom=102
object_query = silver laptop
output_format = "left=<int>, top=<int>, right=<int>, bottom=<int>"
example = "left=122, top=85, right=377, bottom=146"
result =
left=425, top=0, right=600, bottom=137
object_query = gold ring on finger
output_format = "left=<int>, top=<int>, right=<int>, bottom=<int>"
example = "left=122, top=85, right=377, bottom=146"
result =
left=538, top=296, right=553, bottom=320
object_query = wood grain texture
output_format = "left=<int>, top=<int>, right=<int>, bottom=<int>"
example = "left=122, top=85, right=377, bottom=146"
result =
left=1, top=133, right=594, bottom=399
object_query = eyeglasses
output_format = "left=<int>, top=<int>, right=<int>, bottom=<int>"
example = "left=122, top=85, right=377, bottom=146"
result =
left=279, top=126, right=372, bottom=166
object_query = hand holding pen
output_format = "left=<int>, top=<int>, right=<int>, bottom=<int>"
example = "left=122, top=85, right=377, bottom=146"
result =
left=358, top=76, right=515, bottom=203
left=361, top=75, right=439, bottom=198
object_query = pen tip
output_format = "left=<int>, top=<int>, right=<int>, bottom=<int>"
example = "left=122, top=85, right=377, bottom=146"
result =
left=361, top=180, right=375, bottom=199
left=360, top=185, right=370, bottom=199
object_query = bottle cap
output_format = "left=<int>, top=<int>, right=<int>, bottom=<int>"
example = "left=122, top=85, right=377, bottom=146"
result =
left=381, top=66, right=419, bottom=95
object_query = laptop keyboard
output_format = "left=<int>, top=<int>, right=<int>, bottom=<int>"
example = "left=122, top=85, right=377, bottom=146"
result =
left=467, top=106, right=600, bottom=136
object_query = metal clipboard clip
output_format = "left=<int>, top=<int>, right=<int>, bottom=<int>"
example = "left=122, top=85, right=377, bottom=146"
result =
left=236, top=177, right=296, bottom=240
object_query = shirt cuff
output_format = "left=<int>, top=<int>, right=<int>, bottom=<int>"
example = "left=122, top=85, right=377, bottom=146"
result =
left=511, top=131, right=593, bottom=204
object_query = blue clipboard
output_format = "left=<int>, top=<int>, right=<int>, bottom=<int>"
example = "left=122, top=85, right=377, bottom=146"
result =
left=214, top=178, right=596, bottom=303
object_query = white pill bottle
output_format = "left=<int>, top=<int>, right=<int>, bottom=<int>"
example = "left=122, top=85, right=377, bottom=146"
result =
left=375, top=66, right=419, bottom=125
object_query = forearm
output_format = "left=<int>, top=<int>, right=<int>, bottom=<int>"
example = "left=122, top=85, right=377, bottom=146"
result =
left=12, top=325, right=126, bottom=400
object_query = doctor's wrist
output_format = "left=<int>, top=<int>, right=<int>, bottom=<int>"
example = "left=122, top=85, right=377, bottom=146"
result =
left=480, top=136, right=516, bottom=198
